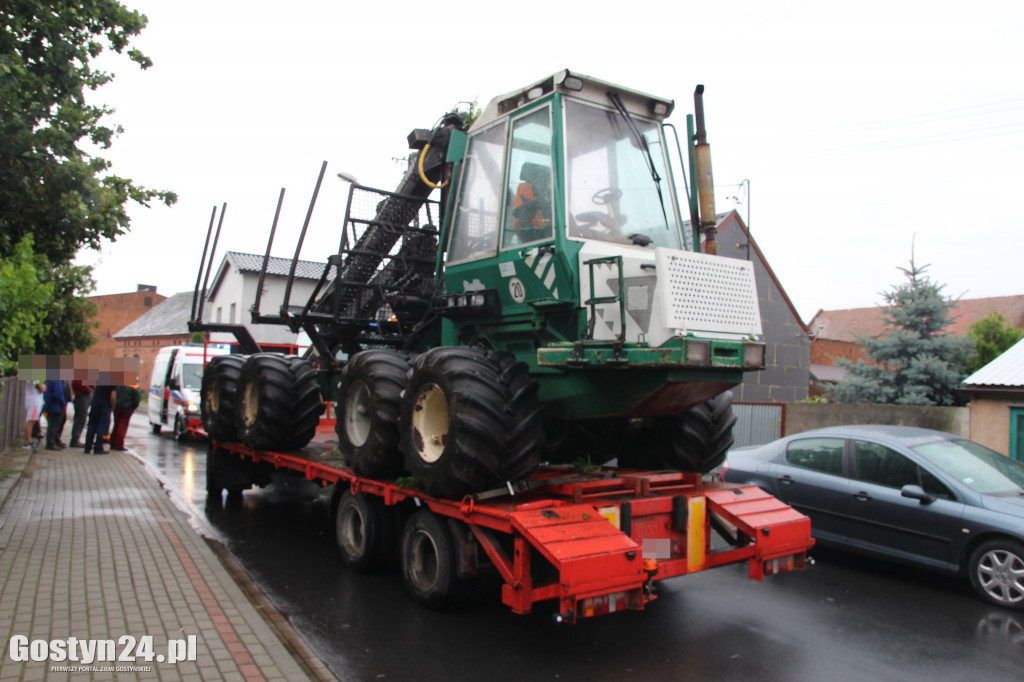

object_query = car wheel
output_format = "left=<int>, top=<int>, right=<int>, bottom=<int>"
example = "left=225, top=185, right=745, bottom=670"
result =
left=968, top=539, right=1024, bottom=610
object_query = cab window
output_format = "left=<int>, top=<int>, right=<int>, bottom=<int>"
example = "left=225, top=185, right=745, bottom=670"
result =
left=448, top=121, right=507, bottom=263
left=502, top=107, right=553, bottom=248
left=786, top=438, right=845, bottom=475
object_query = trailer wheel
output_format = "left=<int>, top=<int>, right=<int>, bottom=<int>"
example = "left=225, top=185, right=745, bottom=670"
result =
left=660, top=390, right=737, bottom=473
left=336, top=350, right=410, bottom=478
left=968, top=539, right=1024, bottom=610
left=400, top=347, right=542, bottom=498
left=400, top=509, right=467, bottom=610
left=201, top=354, right=245, bottom=442
left=236, top=354, right=325, bottom=450
left=335, top=490, right=397, bottom=572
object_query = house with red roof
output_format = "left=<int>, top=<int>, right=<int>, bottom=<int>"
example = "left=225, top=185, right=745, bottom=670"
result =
left=807, top=295, right=1024, bottom=394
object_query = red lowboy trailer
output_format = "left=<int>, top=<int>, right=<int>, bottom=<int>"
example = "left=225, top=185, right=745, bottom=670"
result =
left=207, top=422, right=813, bottom=623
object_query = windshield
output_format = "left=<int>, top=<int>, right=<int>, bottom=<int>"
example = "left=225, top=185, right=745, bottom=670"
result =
left=912, top=439, right=1024, bottom=494
left=564, top=99, right=681, bottom=250
left=181, top=363, right=204, bottom=390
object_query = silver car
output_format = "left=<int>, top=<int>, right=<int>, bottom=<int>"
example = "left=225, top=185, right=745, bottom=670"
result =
left=723, top=425, right=1024, bottom=610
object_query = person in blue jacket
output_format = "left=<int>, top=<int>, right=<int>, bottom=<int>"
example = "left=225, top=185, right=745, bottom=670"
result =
left=83, top=385, right=116, bottom=455
left=43, top=379, right=68, bottom=451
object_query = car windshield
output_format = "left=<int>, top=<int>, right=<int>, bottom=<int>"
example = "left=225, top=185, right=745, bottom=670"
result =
left=912, top=439, right=1024, bottom=494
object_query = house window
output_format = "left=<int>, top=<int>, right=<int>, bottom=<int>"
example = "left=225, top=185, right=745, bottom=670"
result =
left=230, top=303, right=236, bottom=323
left=216, top=307, right=222, bottom=323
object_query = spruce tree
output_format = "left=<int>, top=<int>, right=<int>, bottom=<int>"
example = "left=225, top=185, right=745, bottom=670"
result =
left=829, top=256, right=971, bottom=406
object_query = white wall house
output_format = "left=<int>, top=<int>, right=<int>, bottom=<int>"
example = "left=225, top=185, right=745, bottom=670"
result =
left=205, top=252, right=332, bottom=347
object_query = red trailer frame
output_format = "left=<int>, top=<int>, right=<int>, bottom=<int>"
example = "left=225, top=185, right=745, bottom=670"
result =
left=210, top=425, right=813, bottom=623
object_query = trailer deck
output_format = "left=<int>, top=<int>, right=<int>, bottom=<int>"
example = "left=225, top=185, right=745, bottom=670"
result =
left=210, top=423, right=813, bottom=622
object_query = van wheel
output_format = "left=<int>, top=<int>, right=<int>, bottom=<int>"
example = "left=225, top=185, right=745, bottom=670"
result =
left=174, top=415, right=188, bottom=442
left=150, top=423, right=162, bottom=435
left=236, top=354, right=325, bottom=450
left=201, top=355, right=245, bottom=442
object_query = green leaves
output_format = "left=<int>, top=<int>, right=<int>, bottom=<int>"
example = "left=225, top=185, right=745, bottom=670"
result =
left=0, top=236, right=55, bottom=375
left=0, top=1, right=175, bottom=369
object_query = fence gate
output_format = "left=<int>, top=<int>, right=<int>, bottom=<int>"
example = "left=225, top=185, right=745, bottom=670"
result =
left=732, top=402, right=785, bottom=448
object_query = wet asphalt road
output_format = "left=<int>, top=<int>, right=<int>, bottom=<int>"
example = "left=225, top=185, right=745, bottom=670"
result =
left=128, top=414, right=1024, bottom=682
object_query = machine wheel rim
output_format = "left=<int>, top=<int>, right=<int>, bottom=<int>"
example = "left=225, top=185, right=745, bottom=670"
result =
left=338, top=503, right=366, bottom=558
left=976, top=547, right=1024, bottom=605
left=408, top=529, right=440, bottom=592
left=240, top=381, right=259, bottom=428
left=345, top=381, right=373, bottom=447
left=411, top=383, right=449, bottom=464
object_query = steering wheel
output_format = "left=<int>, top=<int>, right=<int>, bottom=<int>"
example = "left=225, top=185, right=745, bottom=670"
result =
left=592, top=187, right=622, bottom=205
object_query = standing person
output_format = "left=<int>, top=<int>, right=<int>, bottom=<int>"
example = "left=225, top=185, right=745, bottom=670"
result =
left=23, top=380, right=45, bottom=451
left=110, top=384, right=141, bottom=451
left=69, top=380, right=93, bottom=447
left=83, top=384, right=116, bottom=455
left=43, top=379, right=68, bottom=450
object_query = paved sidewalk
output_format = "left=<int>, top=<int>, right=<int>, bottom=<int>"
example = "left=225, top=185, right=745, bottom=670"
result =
left=0, top=445, right=334, bottom=681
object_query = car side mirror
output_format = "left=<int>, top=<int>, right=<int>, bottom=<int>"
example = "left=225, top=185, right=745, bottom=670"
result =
left=901, top=484, right=936, bottom=505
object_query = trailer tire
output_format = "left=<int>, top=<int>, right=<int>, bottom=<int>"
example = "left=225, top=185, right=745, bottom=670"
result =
left=236, top=354, right=325, bottom=451
left=400, top=347, right=541, bottom=499
left=201, top=354, right=245, bottom=442
left=400, top=509, right=467, bottom=610
left=335, top=490, right=397, bottom=572
left=661, top=390, right=736, bottom=473
left=336, top=350, right=410, bottom=478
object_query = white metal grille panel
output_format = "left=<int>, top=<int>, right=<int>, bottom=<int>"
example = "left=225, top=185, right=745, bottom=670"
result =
left=655, top=248, right=763, bottom=338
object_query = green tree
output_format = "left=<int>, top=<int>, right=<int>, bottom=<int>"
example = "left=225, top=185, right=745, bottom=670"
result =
left=0, top=236, right=55, bottom=374
left=829, top=256, right=972, bottom=406
left=0, top=1, right=176, bottom=362
left=965, top=312, right=1023, bottom=374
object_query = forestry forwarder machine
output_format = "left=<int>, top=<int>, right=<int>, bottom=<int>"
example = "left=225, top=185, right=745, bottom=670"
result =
left=191, top=70, right=766, bottom=500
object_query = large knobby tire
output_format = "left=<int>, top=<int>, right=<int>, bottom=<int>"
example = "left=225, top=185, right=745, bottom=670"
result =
left=236, top=354, right=325, bottom=451
left=400, top=509, right=469, bottom=610
left=399, top=347, right=542, bottom=499
left=968, top=538, right=1024, bottom=610
left=336, top=350, right=410, bottom=478
left=661, top=390, right=737, bottom=472
left=335, top=490, right=399, bottom=572
left=201, top=355, right=245, bottom=442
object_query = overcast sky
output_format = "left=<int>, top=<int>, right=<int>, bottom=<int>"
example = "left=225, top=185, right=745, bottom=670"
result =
left=78, top=0, right=1024, bottom=324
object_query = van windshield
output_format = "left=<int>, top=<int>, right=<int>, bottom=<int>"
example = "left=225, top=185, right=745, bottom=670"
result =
left=182, top=364, right=204, bottom=390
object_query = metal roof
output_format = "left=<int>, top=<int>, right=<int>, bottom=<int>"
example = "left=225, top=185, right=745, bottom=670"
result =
left=114, top=292, right=194, bottom=338
left=962, top=338, right=1024, bottom=388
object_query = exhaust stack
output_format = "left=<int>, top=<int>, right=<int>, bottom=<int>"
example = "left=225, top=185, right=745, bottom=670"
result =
left=693, top=85, right=717, bottom=255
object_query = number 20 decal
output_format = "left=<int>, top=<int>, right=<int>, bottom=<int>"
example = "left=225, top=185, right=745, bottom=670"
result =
left=508, top=277, right=526, bottom=303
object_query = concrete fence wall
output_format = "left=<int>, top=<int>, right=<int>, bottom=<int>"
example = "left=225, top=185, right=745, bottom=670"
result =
left=783, top=402, right=970, bottom=438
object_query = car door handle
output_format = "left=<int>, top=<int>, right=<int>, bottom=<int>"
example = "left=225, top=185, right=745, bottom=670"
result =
left=778, top=475, right=794, bottom=485
left=853, top=490, right=872, bottom=502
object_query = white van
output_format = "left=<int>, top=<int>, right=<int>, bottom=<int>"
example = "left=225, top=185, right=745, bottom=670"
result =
left=149, top=344, right=231, bottom=440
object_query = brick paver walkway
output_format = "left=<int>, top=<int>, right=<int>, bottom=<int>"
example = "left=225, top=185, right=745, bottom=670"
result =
left=0, top=449, right=321, bottom=681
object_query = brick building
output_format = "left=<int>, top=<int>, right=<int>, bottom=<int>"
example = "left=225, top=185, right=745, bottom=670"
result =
left=114, top=293, right=195, bottom=388
left=72, top=286, right=165, bottom=374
